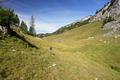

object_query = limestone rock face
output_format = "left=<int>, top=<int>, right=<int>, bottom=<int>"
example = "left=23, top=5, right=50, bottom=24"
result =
left=0, top=26, right=8, bottom=35
left=108, top=0, right=120, bottom=17
left=91, top=0, right=120, bottom=22
left=90, top=0, right=120, bottom=35
left=91, top=2, right=111, bottom=22
left=103, top=20, right=120, bottom=36
left=0, top=26, right=2, bottom=32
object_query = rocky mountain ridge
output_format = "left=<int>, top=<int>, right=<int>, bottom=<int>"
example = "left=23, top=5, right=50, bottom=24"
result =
left=91, top=0, right=120, bottom=36
left=92, top=0, right=120, bottom=22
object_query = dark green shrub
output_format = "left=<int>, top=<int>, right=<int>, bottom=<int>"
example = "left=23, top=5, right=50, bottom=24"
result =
left=102, top=16, right=114, bottom=27
left=102, top=10, right=106, bottom=15
left=20, top=20, right=28, bottom=33
left=0, top=8, right=20, bottom=36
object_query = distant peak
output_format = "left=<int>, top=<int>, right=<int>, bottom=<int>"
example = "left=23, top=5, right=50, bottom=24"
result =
left=81, top=15, right=92, bottom=21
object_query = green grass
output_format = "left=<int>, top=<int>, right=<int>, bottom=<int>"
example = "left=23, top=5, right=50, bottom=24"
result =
left=44, top=21, right=103, bottom=42
left=0, top=37, right=56, bottom=80
left=0, top=21, right=120, bottom=80
left=44, top=21, right=120, bottom=80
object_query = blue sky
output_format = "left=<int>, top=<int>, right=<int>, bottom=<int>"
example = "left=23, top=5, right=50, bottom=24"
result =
left=1, top=0, right=110, bottom=33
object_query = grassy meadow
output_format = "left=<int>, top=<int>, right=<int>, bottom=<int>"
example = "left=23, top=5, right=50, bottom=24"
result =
left=0, top=21, right=120, bottom=80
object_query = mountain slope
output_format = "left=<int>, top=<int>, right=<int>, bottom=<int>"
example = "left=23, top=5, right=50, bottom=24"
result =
left=44, top=21, right=103, bottom=45
left=90, top=0, right=120, bottom=37
left=1, top=0, right=120, bottom=80
left=37, top=18, right=90, bottom=38
left=0, top=31, right=56, bottom=80
left=1, top=21, right=120, bottom=80
left=44, top=21, right=120, bottom=80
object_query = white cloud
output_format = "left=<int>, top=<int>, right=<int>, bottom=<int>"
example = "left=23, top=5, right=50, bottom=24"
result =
left=17, top=12, right=61, bottom=34
left=16, top=8, right=86, bottom=34
left=35, top=23, right=60, bottom=33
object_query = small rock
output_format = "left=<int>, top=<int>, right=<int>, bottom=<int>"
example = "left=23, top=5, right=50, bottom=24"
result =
left=52, top=64, right=56, bottom=67
left=48, top=63, right=57, bottom=68
left=12, top=49, right=16, bottom=52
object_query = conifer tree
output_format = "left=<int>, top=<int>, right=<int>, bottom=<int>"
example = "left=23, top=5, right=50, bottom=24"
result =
left=0, top=8, right=19, bottom=35
left=20, top=20, right=28, bottom=33
left=29, top=16, right=36, bottom=36
left=14, top=14, right=20, bottom=26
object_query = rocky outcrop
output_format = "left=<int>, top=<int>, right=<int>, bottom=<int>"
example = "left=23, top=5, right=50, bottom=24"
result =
left=103, top=20, right=120, bottom=36
left=91, top=2, right=111, bottom=22
left=102, top=0, right=120, bottom=36
left=90, top=0, right=120, bottom=36
left=0, top=25, right=8, bottom=35
left=91, top=0, right=120, bottom=22
left=0, top=26, right=3, bottom=32
left=108, top=0, right=120, bottom=17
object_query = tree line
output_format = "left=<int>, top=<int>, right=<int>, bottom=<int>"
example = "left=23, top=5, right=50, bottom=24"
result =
left=0, top=7, right=36, bottom=36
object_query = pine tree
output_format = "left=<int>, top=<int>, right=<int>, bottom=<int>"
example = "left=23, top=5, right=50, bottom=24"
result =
left=20, top=20, right=28, bottom=33
left=29, top=16, right=36, bottom=36
left=14, top=14, right=20, bottom=26
left=0, top=8, right=19, bottom=35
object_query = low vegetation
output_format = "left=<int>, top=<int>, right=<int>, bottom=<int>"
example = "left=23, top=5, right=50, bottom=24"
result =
left=0, top=2, right=120, bottom=80
left=44, top=21, right=120, bottom=80
left=0, top=19, right=120, bottom=80
left=37, top=19, right=90, bottom=38
left=0, top=36, right=56, bottom=80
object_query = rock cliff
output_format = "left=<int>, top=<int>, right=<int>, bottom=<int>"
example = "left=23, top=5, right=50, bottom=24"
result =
left=91, top=0, right=120, bottom=36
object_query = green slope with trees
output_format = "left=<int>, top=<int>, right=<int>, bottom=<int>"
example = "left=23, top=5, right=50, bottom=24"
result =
left=0, top=2, right=120, bottom=80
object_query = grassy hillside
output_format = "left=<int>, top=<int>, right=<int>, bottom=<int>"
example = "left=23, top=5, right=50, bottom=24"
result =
left=43, top=21, right=120, bottom=80
left=0, top=21, right=120, bottom=80
left=37, top=19, right=89, bottom=38
left=0, top=35, right=57, bottom=80
left=44, top=21, right=103, bottom=44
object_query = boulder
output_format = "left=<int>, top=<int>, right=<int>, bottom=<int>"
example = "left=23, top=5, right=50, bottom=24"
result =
left=103, top=20, right=120, bottom=36
left=0, top=25, right=3, bottom=32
